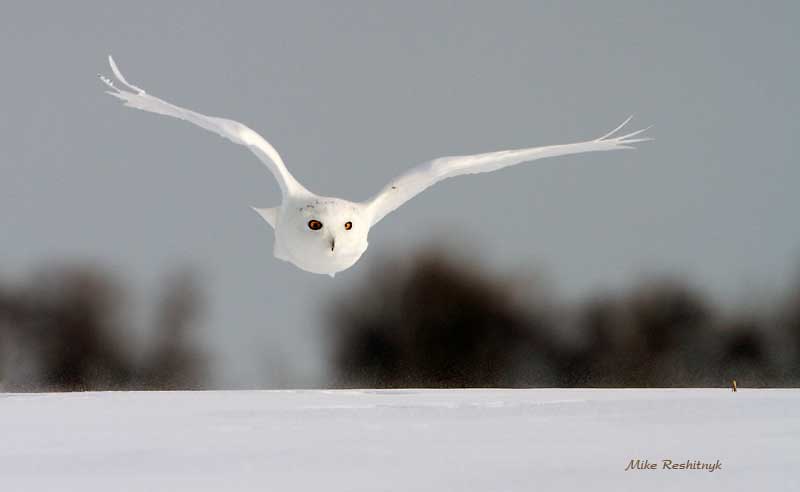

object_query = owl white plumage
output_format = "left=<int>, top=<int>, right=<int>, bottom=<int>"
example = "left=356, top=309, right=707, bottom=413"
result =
left=99, top=56, right=651, bottom=277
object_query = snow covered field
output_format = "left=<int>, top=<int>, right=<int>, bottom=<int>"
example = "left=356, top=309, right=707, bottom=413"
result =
left=1, top=389, right=797, bottom=491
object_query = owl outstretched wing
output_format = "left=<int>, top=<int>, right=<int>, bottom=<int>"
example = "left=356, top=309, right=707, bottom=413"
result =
left=364, top=117, right=651, bottom=226
left=99, top=56, right=306, bottom=198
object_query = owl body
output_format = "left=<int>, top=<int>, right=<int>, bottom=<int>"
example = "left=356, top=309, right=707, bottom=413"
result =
left=261, top=195, right=370, bottom=277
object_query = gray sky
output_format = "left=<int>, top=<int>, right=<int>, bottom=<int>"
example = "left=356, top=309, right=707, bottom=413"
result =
left=1, top=1, right=798, bottom=386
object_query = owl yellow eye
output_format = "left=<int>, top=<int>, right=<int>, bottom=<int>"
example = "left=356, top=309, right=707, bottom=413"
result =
left=344, top=221, right=353, bottom=230
left=308, top=220, right=323, bottom=231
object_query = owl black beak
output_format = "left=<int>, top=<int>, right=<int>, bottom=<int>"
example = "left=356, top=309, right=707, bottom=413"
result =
left=330, top=238, right=335, bottom=252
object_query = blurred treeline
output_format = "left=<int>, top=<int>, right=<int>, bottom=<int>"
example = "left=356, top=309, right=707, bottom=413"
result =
left=2, top=249, right=799, bottom=391
left=329, top=249, right=800, bottom=388
left=0, top=265, right=207, bottom=391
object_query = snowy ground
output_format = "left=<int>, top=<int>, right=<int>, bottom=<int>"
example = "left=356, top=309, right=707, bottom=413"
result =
left=1, top=389, right=797, bottom=491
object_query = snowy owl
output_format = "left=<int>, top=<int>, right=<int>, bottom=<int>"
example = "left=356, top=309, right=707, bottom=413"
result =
left=99, top=56, right=651, bottom=277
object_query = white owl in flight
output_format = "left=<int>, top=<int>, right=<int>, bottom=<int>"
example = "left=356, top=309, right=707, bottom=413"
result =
left=99, top=56, right=651, bottom=277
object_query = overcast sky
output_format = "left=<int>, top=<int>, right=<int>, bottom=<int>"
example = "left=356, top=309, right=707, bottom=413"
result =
left=1, top=1, right=798, bottom=386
